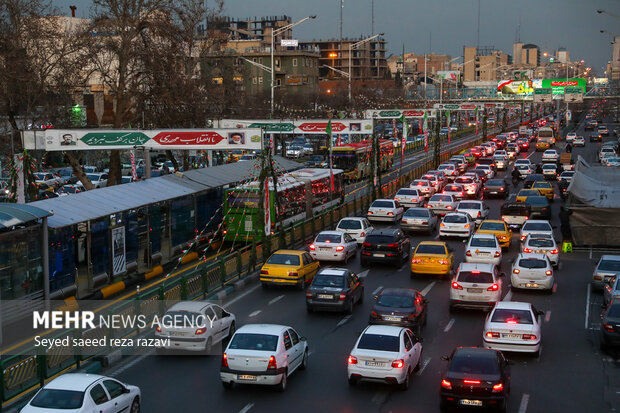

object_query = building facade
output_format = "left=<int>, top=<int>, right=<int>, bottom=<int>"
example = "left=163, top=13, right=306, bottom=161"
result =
left=463, top=46, right=511, bottom=82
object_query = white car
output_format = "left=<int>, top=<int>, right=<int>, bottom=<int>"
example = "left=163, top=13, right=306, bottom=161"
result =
left=449, top=262, right=503, bottom=312
left=335, top=217, right=374, bottom=244
left=599, top=147, right=617, bottom=162
left=541, top=149, right=559, bottom=162
left=347, top=325, right=422, bottom=389
left=155, top=301, right=236, bottom=353
left=493, top=155, right=507, bottom=170
left=511, top=252, right=554, bottom=292
left=482, top=301, right=543, bottom=356
left=573, top=136, right=585, bottom=147
left=565, top=132, right=577, bottom=143
left=309, top=231, right=357, bottom=263
left=286, top=146, right=303, bottom=158
left=474, top=165, right=495, bottom=179
left=604, top=157, right=620, bottom=167
left=558, top=171, right=575, bottom=182
left=221, top=324, right=308, bottom=391
left=494, top=150, right=508, bottom=159
left=456, top=200, right=489, bottom=225
left=542, top=163, right=558, bottom=180
left=426, top=194, right=458, bottom=216
left=420, top=173, right=443, bottom=192
left=521, top=233, right=559, bottom=268
left=515, top=164, right=532, bottom=178
left=21, top=373, right=141, bottom=413
left=515, top=159, right=532, bottom=167
left=442, top=183, right=466, bottom=201
left=465, top=233, right=501, bottom=265
left=410, top=179, right=435, bottom=198
left=454, top=176, right=479, bottom=198
left=86, top=173, right=108, bottom=188
left=438, top=163, right=458, bottom=180
left=367, top=199, right=404, bottom=222
left=439, top=212, right=474, bottom=239
left=520, top=220, right=553, bottom=242
left=394, top=188, right=425, bottom=208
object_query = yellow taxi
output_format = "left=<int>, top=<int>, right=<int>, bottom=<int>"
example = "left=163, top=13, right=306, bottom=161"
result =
left=516, top=189, right=541, bottom=202
left=476, top=220, right=512, bottom=248
left=410, top=241, right=454, bottom=277
left=535, top=140, right=551, bottom=151
left=260, top=250, right=319, bottom=289
left=531, top=181, right=554, bottom=201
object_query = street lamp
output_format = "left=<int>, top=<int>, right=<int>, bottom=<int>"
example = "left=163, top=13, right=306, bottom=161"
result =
left=597, top=9, right=620, bottom=20
left=271, top=15, right=316, bottom=118
left=349, top=33, right=384, bottom=104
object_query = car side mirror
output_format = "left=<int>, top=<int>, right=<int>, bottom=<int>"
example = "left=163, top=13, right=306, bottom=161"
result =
left=300, top=336, right=307, bottom=341
left=440, top=355, right=450, bottom=361
left=123, top=387, right=131, bottom=394
left=537, top=310, right=545, bottom=316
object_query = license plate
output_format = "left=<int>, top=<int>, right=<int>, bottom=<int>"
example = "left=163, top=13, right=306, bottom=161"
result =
left=320, top=247, right=332, bottom=251
left=169, top=331, right=186, bottom=337
left=374, top=253, right=385, bottom=257
left=526, top=283, right=539, bottom=288
left=383, top=316, right=400, bottom=321
left=502, top=333, right=522, bottom=339
left=535, top=250, right=545, bottom=254
left=237, top=375, right=257, bottom=381
left=317, top=294, right=333, bottom=299
left=468, top=288, right=483, bottom=293
left=365, top=361, right=385, bottom=367
left=460, top=400, right=483, bottom=407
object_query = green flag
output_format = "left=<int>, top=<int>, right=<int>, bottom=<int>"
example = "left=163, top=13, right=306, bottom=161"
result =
left=326, top=120, right=332, bottom=148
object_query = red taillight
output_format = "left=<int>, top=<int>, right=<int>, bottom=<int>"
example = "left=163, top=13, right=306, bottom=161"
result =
left=394, top=198, right=400, bottom=202
left=288, top=272, right=298, bottom=277
left=452, top=282, right=463, bottom=290
left=368, top=211, right=374, bottom=215
left=348, top=355, right=358, bottom=364
left=465, top=250, right=472, bottom=256
left=523, top=247, right=533, bottom=253
left=260, top=269, right=269, bottom=275
left=487, top=284, right=499, bottom=291
left=306, top=290, right=312, bottom=298
left=507, top=319, right=517, bottom=324
left=309, top=244, right=316, bottom=251
left=521, top=235, right=526, bottom=241
left=492, top=383, right=504, bottom=392
left=387, top=212, right=394, bottom=216
left=221, top=353, right=229, bottom=367
left=550, top=249, right=559, bottom=254
left=370, top=311, right=378, bottom=318
left=441, top=379, right=452, bottom=389
left=545, top=270, right=553, bottom=276
left=522, top=334, right=537, bottom=340
left=411, top=258, right=422, bottom=264
left=438, top=259, right=449, bottom=265
left=339, top=293, right=346, bottom=301
left=267, top=355, right=277, bottom=370
left=387, top=243, right=399, bottom=248
left=446, top=205, right=453, bottom=209
left=477, top=211, right=481, bottom=218
left=513, top=268, right=520, bottom=274
left=464, top=224, right=470, bottom=228
left=463, top=379, right=481, bottom=384
left=499, top=187, right=504, bottom=191
left=336, top=245, right=344, bottom=251
left=494, top=251, right=501, bottom=257
left=360, top=232, right=365, bottom=237
left=603, top=323, right=615, bottom=333
left=391, top=359, right=404, bottom=368
left=195, top=327, right=207, bottom=335
left=155, top=325, right=162, bottom=333
left=363, top=242, right=371, bottom=248
left=486, top=332, right=500, bottom=338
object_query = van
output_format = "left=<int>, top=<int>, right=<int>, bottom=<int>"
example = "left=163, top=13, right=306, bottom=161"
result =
left=500, top=201, right=531, bottom=228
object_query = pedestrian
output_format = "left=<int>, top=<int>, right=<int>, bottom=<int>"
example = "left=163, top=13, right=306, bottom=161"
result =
left=511, top=167, right=520, bottom=186
left=559, top=206, right=573, bottom=242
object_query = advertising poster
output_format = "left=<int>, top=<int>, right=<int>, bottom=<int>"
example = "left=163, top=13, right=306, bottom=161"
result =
left=112, top=226, right=126, bottom=276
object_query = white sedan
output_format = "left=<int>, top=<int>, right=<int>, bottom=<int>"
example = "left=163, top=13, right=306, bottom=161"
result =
left=465, top=233, right=501, bottom=265
left=394, top=188, right=425, bottom=207
left=309, top=231, right=357, bottom=263
left=511, top=252, right=554, bottom=292
left=347, top=325, right=422, bottom=389
left=335, top=217, right=374, bottom=244
left=474, top=165, right=495, bottom=179
left=221, top=324, right=308, bottom=391
left=22, top=373, right=141, bottom=413
left=439, top=212, right=474, bottom=239
left=482, top=301, right=543, bottom=356
left=541, top=149, right=559, bottom=162
left=455, top=200, right=489, bottom=225
left=520, top=220, right=554, bottom=242
left=367, top=199, right=405, bottom=222
left=410, top=179, right=435, bottom=198
left=521, top=233, right=559, bottom=268
left=573, top=136, right=585, bottom=147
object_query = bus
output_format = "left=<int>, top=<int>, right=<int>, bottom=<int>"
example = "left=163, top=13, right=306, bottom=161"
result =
left=535, top=127, right=555, bottom=151
left=331, top=139, right=394, bottom=182
left=223, top=168, right=344, bottom=242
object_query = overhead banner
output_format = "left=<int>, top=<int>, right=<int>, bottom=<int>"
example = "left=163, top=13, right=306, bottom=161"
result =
left=433, top=103, right=504, bottom=110
left=219, top=119, right=373, bottom=134
left=364, top=109, right=437, bottom=119
left=497, top=79, right=543, bottom=96
left=541, top=78, right=586, bottom=95
left=23, top=129, right=263, bottom=151
left=437, top=71, right=460, bottom=81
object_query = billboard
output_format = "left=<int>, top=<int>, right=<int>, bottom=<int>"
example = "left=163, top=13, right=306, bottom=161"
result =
left=497, top=79, right=542, bottom=96
left=219, top=119, right=374, bottom=134
left=364, top=109, right=437, bottom=119
left=437, top=71, right=460, bottom=81
left=541, top=78, right=586, bottom=94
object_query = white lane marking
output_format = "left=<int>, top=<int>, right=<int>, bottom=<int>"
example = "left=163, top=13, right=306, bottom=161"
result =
left=239, top=403, right=255, bottom=413
left=421, top=281, right=436, bottom=296
left=358, top=270, right=370, bottom=279
left=416, top=357, right=431, bottom=376
left=268, top=295, right=284, bottom=305
left=585, top=283, right=591, bottom=329
left=444, top=318, right=455, bottom=332
left=518, top=394, right=530, bottom=413
left=225, top=283, right=261, bottom=306
left=545, top=310, right=551, bottom=323
left=337, top=315, right=352, bottom=327
left=503, top=290, right=513, bottom=302
left=249, top=310, right=261, bottom=317
left=372, top=286, right=383, bottom=295
left=109, top=349, right=154, bottom=376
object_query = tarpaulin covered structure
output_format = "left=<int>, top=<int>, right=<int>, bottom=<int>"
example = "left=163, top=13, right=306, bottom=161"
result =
left=566, top=156, right=620, bottom=246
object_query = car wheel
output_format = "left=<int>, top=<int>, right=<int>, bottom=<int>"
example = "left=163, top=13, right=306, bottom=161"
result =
left=222, top=380, right=233, bottom=390
left=345, top=299, right=354, bottom=315
left=276, top=372, right=287, bottom=392
left=423, top=311, right=428, bottom=326
left=130, top=397, right=140, bottom=413
left=299, top=349, right=309, bottom=370
left=399, top=370, right=410, bottom=390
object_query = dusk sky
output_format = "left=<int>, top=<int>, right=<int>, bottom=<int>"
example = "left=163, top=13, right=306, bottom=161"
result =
left=55, top=0, right=619, bottom=75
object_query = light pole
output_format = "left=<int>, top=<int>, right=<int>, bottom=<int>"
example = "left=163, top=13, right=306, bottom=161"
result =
left=597, top=9, right=620, bottom=21
left=349, top=33, right=384, bottom=104
left=271, top=15, right=316, bottom=118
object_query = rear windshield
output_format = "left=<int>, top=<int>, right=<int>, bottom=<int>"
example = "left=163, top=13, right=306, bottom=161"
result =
left=607, top=304, right=620, bottom=318
left=338, top=219, right=362, bottom=229
left=414, top=180, right=429, bottom=186
left=430, top=195, right=451, bottom=202
left=479, top=222, right=505, bottom=231
left=599, top=260, right=620, bottom=272
left=528, top=238, right=554, bottom=247
left=491, top=309, right=533, bottom=324
left=315, top=233, right=342, bottom=243
left=501, top=205, right=529, bottom=215
left=478, top=159, right=493, bottom=164
left=519, top=258, right=547, bottom=269
left=365, top=235, right=395, bottom=244
left=396, top=189, right=419, bottom=196
left=376, top=294, right=415, bottom=308
left=486, top=180, right=505, bottom=187
left=267, top=254, right=300, bottom=266
left=455, top=178, right=474, bottom=184
left=313, top=275, right=344, bottom=288
left=519, top=190, right=540, bottom=197
left=445, top=185, right=461, bottom=192
left=372, top=200, right=394, bottom=208
left=416, top=244, right=446, bottom=255
left=532, top=182, right=550, bottom=188
left=404, top=209, right=429, bottom=218
left=357, top=333, right=400, bottom=352
left=524, top=197, right=547, bottom=206
left=443, top=214, right=467, bottom=223
left=449, top=353, right=500, bottom=375
left=228, top=333, right=279, bottom=351
left=470, top=237, right=497, bottom=248
left=421, top=175, right=436, bottom=181
left=30, top=389, right=84, bottom=409
left=523, top=223, right=551, bottom=231
left=458, top=202, right=481, bottom=210
left=458, top=271, right=493, bottom=283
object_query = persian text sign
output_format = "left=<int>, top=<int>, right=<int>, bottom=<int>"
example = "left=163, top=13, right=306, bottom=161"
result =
left=365, top=109, right=437, bottom=119
left=219, top=119, right=373, bottom=134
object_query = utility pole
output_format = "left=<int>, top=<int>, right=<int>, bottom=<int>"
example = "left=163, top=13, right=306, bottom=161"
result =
left=433, top=111, right=441, bottom=168
left=482, top=108, right=488, bottom=140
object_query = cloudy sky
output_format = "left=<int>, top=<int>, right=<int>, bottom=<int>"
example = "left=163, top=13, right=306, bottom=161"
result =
left=56, top=0, right=619, bottom=75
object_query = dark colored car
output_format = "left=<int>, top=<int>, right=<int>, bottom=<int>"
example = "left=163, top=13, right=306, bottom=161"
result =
left=306, top=155, right=326, bottom=167
left=472, top=169, right=488, bottom=183
left=475, top=158, right=496, bottom=170
left=369, top=288, right=428, bottom=336
left=584, top=120, right=596, bottom=130
left=361, top=229, right=411, bottom=267
left=440, top=347, right=511, bottom=412
left=589, top=132, right=602, bottom=142
left=483, top=179, right=508, bottom=198
left=523, top=174, right=545, bottom=189
left=306, top=268, right=364, bottom=314
left=601, top=299, right=620, bottom=351
left=56, top=168, right=78, bottom=185
left=523, top=196, right=551, bottom=219
left=517, top=138, right=530, bottom=150
left=37, top=190, right=59, bottom=200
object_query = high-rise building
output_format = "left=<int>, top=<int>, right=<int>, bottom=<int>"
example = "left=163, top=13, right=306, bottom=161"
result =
left=521, top=44, right=540, bottom=66
left=513, top=42, right=524, bottom=65
left=463, top=46, right=511, bottom=82
left=556, top=48, right=570, bottom=64
left=610, top=36, right=620, bottom=82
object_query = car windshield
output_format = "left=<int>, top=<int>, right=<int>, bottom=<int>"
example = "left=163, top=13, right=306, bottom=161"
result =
left=371, top=201, right=394, bottom=208
left=449, top=353, right=500, bottom=375
left=430, top=195, right=451, bottom=202
left=228, top=333, right=279, bottom=351
left=404, top=209, right=429, bottom=218
left=456, top=178, right=473, bottom=184
left=525, top=197, right=547, bottom=206
left=599, top=260, right=620, bottom=272
left=470, top=237, right=496, bottom=248
left=443, top=214, right=467, bottom=223
left=491, top=309, right=533, bottom=324
left=479, top=222, right=505, bottom=231
left=607, top=304, right=620, bottom=318
left=365, top=235, right=395, bottom=244
left=458, top=202, right=480, bottom=210
left=267, top=254, right=300, bottom=266
left=315, top=234, right=342, bottom=243
left=416, top=244, right=446, bottom=255
left=338, top=220, right=362, bottom=229
left=519, top=258, right=547, bottom=269
left=313, top=275, right=344, bottom=288
left=523, top=223, right=551, bottom=231
left=30, top=389, right=85, bottom=409
left=396, top=189, right=419, bottom=196
left=357, top=333, right=400, bottom=352
left=528, top=238, right=554, bottom=247
left=458, top=271, right=493, bottom=283
left=376, top=294, right=415, bottom=308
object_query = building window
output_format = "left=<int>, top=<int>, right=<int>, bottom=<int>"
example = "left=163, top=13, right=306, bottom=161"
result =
left=252, top=77, right=257, bottom=84
left=258, top=57, right=263, bottom=64
left=275, top=58, right=281, bottom=69
left=259, top=76, right=263, bottom=84
left=252, top=57, right=257, bottom=63
left=292, top=58, right=298, bottom=67
left=276, top=78, right=281, bottom=86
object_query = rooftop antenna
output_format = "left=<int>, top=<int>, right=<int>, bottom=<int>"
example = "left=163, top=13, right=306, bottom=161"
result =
left=476, top=0, right=480, bottom=49
left=516, top=16, right=521, bottom=42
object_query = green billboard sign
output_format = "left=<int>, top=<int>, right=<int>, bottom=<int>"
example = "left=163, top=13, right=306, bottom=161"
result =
left=248, top=123, right=296, bottom=132
left=80, top=132, right=150, bottom=146
left=541, top=78, right=586, bottom=94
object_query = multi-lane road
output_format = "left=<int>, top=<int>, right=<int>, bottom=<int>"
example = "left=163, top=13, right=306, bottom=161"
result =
left=107, top=115, right=620, bottom=413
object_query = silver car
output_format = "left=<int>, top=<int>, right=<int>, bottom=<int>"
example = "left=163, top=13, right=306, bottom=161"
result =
left=400, top=207, right=437, bottom=234
left=426, top=194, right=457, bottom=216
left=593, top=255, right=620, bottom=290
left=604, top=277, right=620, bottom=307
left=394, top=188, right=425, bottom=208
